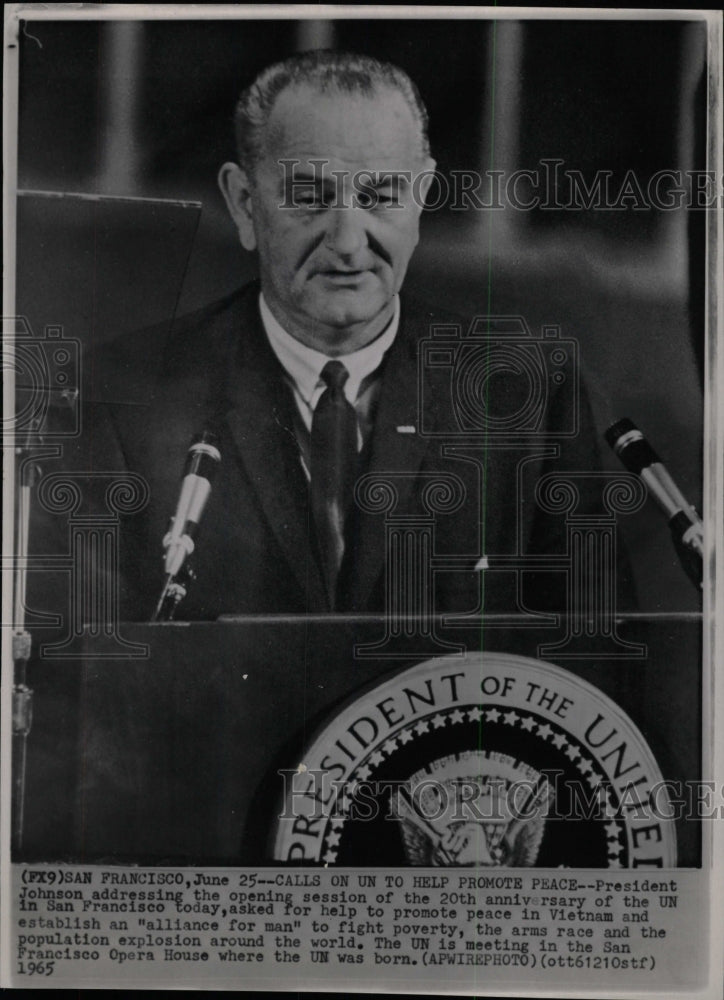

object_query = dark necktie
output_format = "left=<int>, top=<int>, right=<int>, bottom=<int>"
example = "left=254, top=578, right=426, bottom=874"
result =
left=311, top=360, right=358, bottom=609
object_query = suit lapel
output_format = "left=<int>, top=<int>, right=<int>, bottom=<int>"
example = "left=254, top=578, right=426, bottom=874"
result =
left=213, top=289, right=436, bottom=613
left=348, top=298, right=432, bottom=609
left=221, top=292, right=328, bottom=610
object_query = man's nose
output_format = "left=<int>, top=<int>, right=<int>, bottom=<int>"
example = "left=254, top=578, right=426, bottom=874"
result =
left=324, top=207, right=368, bottom=256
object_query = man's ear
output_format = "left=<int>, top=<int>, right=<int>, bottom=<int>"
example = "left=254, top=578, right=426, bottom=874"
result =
left=415, top=157, right=438, bottom=210
left=218, top=162, right=257, bottom=251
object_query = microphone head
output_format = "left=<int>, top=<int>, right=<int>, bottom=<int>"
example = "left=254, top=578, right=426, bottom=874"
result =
left=604, top=417, right=637, bottom=451
left=605, top=417, right=660, bottom=474
left=193, top=429, right=220, bottom=450
left=185, top=430, right=221, bottom=480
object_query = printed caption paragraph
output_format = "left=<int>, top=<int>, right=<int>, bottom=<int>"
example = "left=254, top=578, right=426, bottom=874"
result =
left=9, top=866, right=707, bottom=990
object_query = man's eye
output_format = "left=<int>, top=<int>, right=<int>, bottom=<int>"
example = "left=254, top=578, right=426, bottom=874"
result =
left=293, top=191, right=327, bottom=209
left=357, top=191, right=400, bottom=209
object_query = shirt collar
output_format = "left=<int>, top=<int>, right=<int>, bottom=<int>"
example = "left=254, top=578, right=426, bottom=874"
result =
left=259, top=292, right=400, bottom=405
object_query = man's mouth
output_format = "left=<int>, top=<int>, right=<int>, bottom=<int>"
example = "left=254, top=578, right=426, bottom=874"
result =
left=320, top=268, right=367, bottom=276
left=318, top=268, right=370, bottom=283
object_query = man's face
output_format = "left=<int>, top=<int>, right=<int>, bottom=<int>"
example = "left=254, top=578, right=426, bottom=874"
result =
left=220, top=83, right=434, bottom=353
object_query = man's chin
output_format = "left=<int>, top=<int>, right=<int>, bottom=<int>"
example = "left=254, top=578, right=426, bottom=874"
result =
left=305, top=292, right=391, bottom=335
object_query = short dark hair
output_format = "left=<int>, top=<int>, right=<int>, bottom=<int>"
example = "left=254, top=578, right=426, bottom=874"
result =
left=233, top=49, right=431, bottom=173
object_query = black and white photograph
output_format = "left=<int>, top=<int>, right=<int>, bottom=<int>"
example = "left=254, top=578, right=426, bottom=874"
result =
left=2, top=4, right=722, bottom=994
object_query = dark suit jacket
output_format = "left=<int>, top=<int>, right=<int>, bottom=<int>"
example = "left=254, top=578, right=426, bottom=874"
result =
left=34, top=281, right=630, bottom=621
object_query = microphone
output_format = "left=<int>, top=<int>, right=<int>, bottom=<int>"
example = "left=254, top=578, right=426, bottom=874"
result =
left=163, top=431, right=221, bottom=576
left=152, top=431, right=221, bottom=621
left=605, top=417, right=703, bottom=588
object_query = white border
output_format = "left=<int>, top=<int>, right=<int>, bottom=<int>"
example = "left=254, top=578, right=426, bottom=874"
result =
left=2, top=4, right=718, bottom=22
left=2, top=6, right=722, bottom=997
left=1, top=9, right=20, bottom=992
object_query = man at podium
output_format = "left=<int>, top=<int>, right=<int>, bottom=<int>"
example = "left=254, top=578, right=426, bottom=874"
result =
left=53, top=50, right=620, bottom=622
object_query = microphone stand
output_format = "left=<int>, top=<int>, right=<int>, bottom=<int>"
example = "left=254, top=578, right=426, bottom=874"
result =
left=12, top=423, right=43, bottom=854
left=669, top=513, right=704, bottom=591
left=151, top=566, right=194, bottom=623
left=606, top=418, right=703, bottom=591
left=150, top=430, right=219, bottom=622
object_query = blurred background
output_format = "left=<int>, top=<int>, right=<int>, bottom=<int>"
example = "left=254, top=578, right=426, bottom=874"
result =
left=14, top=15, right=708, bottom=612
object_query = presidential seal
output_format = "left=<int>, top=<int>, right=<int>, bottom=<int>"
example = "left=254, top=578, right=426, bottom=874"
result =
left=273, top=653, right=676, bottom=868
left=393, top=750, right=552, bottom=866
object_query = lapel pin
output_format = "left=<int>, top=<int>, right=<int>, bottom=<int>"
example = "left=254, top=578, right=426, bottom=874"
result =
left=396, top=425, right=416, bottom=434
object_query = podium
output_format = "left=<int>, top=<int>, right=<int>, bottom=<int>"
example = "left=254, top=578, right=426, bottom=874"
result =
left=18, top=613, right=701, bottom=866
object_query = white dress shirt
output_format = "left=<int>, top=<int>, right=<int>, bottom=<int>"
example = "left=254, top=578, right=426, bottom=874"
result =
left=259, top=292, right=400, bottom=475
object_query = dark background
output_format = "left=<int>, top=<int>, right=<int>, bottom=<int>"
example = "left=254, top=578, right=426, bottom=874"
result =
left=7, top=22, right=709, bottom=993
left=15, top=15, right=707, bottom=611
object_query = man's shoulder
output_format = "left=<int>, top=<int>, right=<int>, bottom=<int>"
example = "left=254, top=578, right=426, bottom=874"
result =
left=90, top=285, right=467, bottom=405
left=91, top=282, right=261, bottom=405
left=399, top=294, right=468, bottom=336
left=158, top=282, right=262, bottom=369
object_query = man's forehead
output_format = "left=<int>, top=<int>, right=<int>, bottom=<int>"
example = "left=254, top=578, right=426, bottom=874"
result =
left=260, top=82, right=425, bottom=170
